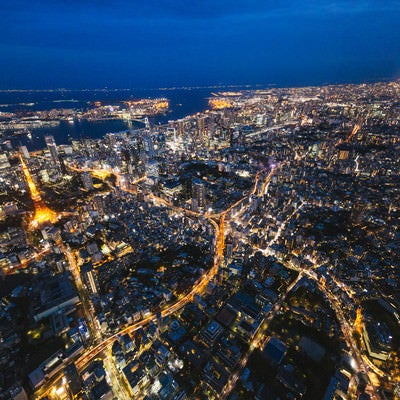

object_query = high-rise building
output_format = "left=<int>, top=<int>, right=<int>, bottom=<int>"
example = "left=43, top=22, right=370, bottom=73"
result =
left=225, top=235, right=234, bottom=259
left=81, top=171, right=94, bottom=191
left=197, top=115, right=207, bottom=137
left=249, top=195, right=260, bottom=212
left=177, top=119, right=185, bottom=136
left=19, top=145, right=30, bottom=159
left=44, top=135, right=59, bottom=165
left=145, top=160, right=159, bottom=184
left=81, top=264, right=100, bottom=294
left=191, top=197, right=199, bottom=212
left=142, top=135, right=155, bottom=160
left=0, top=154, right=10, bottom=170
left=93, top=195, right=106, bottom=216
left=192, top=178, right=206, bottom=209
left=63, top=363, right=82, bottom=398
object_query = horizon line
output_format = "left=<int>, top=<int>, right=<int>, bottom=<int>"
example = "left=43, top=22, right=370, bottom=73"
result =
left=0, top=77, right=397, bottom=93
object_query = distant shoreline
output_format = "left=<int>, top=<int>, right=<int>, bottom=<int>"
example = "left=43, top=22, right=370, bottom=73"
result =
left=0, top=76, right=397, bottom=92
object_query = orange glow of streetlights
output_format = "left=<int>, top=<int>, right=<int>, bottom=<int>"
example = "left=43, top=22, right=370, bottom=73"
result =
left=19, top=155, right=59, bottom=229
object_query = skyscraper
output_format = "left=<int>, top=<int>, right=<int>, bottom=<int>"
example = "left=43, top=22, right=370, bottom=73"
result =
left=63, top=363, right=82, bottom=398
left=145, top=160, right=159, bottom=186
left=81, top=171, right=94, bottom=191
left=192, top=178, right=206, bottom=210
left=44, top=135, right=59, bottom=166
left=81, top=264, right=100, bottom=295
left=19, top=145, right=30, bottom=159
left=142, top=135, right=155, bottom=160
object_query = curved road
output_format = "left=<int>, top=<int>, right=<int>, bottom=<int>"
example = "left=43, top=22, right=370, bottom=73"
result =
left=35, top=163, right=269, bottom=398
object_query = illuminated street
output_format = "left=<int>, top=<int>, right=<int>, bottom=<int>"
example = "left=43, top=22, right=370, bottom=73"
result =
left=19, top=155, right=59, bottom=229
left=1, top=80, right=400, bottom=400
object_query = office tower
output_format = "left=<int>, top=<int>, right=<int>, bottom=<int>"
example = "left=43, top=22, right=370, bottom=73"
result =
left=177, top=119, right=185, bottom=136
left=145, top=160, right=159, bottom=184
left=0, top=154, right=11, bottom=170
left=93, top=195, right=106, bottom=216
left=142, top=135, right=155, bottom=160
left=191, top=197, right=199, bottom=212
left=225, top=235, right=234, bottom=259
left=81, top=171, right=94, bottom=191
left=192, top=178, right=206, bottom=209
left=44, top=135, right=59, bottom=165
left=63, top=363, right=82, bottom=398
left=19, top=145, right=30, bottom=159
left=197, top=115, right=207, bottom=137
left=81, top=264, right=100, bottom=294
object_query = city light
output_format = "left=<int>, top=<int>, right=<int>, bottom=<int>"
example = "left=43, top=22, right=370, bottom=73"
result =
left=19, top=155, right=59, bottom=229
left=208, top=98, right=233, bottom=110
left=2, top=80, right=399, bottom=400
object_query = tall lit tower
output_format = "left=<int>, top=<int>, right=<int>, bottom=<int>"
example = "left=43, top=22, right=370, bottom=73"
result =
left=192, top=178, right=206, bottom=211
left=19, top=155, right=58, bottom=229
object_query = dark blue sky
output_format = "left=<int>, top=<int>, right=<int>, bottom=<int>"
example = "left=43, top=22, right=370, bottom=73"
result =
left=1, top=0, right=400, bottom=89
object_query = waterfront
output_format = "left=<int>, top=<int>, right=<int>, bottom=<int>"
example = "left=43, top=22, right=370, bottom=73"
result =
left=0, top=86, right=256, bottom=150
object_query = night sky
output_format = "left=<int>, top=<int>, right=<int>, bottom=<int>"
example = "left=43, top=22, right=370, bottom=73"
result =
left=1, top=0, right=400, bottom=89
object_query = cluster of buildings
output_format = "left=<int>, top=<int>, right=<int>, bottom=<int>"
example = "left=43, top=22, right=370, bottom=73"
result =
left=0, top=80, right=399, bottom=399
left=0, top=97, right=169, bottom=137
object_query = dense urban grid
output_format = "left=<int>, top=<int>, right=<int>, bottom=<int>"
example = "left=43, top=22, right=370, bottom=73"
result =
left=0, top=80, right=400, bottom=400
